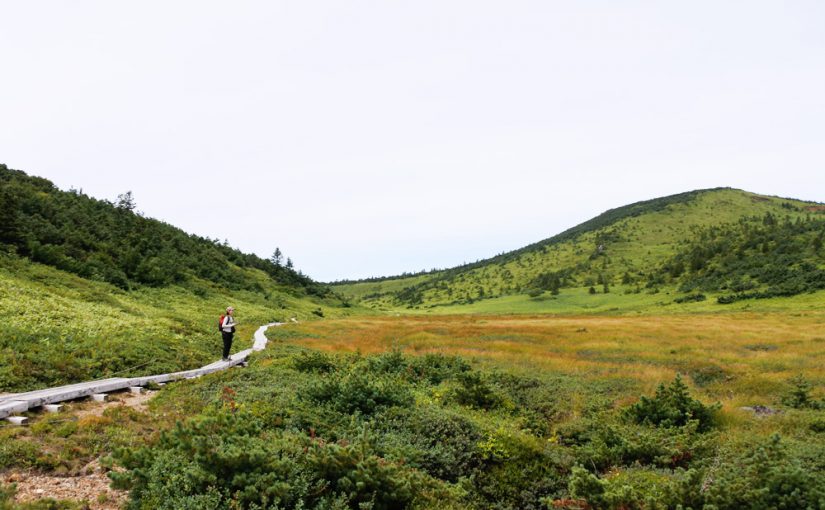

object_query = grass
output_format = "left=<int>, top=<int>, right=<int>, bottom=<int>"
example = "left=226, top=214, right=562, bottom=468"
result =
left=0, top=252, right=364, bottom=392
left=3, top=308, right=823, bottom=508
left=351, top=284, right=825, bottom=315
left=266, top=311, right=825, bottom=409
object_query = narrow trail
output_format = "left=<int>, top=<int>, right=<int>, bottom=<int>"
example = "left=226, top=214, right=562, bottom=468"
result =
left=0, top=323, right=282, bottom=421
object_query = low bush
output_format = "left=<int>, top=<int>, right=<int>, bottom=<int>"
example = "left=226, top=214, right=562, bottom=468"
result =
left=293, top=350, right=336, bottom=374
left=451, top=372, right=501, bottom=410
left=306, top=371, right=413, bottom=415
left=376, top=407, right=483, bottom=482
left=673, top=293, right=706, bottom=304
left=111, top=412, right=448, bottom=510
left=559, top=419, right=715, bottom=471
left=702, top=435, right=825, bottom=509
left=781, top=375, right=824, bottom=410
left=623, top=375, right=720, bottom=432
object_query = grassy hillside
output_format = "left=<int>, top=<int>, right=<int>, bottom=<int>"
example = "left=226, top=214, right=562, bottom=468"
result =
left=0, top=253, right=358, bottom=393
left=0, top=165, right=359, bottom=392
left=333, top=188, right=825, bottom=313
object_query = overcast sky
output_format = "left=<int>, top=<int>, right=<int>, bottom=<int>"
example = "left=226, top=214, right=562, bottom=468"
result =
left=1, top=2, right=823, bottom=281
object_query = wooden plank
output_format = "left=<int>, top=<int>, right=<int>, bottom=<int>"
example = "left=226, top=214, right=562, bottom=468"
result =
left=0, top=401, right=29, bottom=415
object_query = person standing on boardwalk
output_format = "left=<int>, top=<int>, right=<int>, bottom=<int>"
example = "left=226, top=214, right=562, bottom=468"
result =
left=221, top=306, right=236, bottom=361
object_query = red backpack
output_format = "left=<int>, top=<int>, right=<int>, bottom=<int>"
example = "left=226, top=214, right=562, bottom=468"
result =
left=218, top=314, right=226, bottom=332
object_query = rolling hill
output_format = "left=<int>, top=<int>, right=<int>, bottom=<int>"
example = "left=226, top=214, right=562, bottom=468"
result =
left=332, top=188, right=825, bottom=312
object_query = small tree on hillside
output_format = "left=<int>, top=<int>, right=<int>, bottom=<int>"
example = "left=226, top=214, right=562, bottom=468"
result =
left=0, top=185, right=20, bottom=244
left=271, top=247, right=283, bottom=266
left=116, top=191, right=136, bottom=212
left=286, top=257, right=294, bottom=269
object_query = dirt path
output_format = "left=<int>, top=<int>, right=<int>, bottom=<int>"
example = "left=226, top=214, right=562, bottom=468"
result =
left=3, top=459, right=127, bottom=510
left=2, top=390, right=155, bottom=508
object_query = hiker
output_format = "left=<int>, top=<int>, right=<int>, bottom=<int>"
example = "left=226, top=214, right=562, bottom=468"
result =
left=221, top=306, right=236, bottom=361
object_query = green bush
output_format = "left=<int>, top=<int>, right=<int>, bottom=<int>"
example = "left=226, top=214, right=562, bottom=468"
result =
left=306, top=371, right=413, bottom=415
left=293, top=350, right=336, bottom=374
left=451, top=372, right=501, bottom=410
left=377, top=407, right=483, bottom=482
left=702, top=435, right=825, bottom=509
left=565, top=466, right=705, bottom=510
left=781, top=375, right=824, bottom=410
left=623, top=375, right=719, bottom=432
left=559, top=419, right=715, bottom=471
left=112, top=412, right=446, bottom=510
left=673, top=293, right=706, bottom=304
left=407, top=353, right=470, bottom=385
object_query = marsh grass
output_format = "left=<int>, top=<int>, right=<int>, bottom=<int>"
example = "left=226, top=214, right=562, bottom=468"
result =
left=276, top=312, right=825, bottom=410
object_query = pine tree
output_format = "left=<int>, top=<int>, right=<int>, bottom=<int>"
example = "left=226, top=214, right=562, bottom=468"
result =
left=116, top=191, right=136, bottom=212
left=271, top=247, right=283, bottom=266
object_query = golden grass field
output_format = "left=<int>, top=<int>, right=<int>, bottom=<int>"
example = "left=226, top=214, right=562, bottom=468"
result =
left=273, top=312, right=825, bottom=412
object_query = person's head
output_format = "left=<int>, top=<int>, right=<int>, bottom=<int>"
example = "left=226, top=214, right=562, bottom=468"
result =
left=226, top=306, right=234, bottom=315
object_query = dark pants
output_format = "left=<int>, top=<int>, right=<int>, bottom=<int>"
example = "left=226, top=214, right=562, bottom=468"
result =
left=222, top=331, right=234, bottom=359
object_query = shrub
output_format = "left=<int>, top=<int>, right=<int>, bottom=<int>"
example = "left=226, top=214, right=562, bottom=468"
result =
left=451, top=371, right=501, bottom=410
left=378, top=407, right=483, bottom=482
left=307, top=432, right=434, bottom=509
left=112, top=412, right=445, bottom=510
left=810, top=419, right=825, bottom=434
left=565, top=466, right=705, bottom=510
left=781, top=375, right=823, bottom=410
left=408, top=353, right=470, bottom=385
left=702, top=434, right=825, bottom=509
left=366, top=348, right=408, bottom=375
left=673, top=293, right=706, bottom=304
left=471, top=430, right=571, bottom=509
left=560, top=419, right=715, bottom=471
left=293, top=350, right=336, bottom=374
left=623, top=375, right=719, bottom=432
left=306, top=371, right=413, bottom=415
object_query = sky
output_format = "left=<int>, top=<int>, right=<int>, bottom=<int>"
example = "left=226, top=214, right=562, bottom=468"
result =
left=1, top=1, right=824, bottom=282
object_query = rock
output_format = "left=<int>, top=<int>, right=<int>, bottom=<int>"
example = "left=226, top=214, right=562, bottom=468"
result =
left=740, top=405, right=781, bottom=416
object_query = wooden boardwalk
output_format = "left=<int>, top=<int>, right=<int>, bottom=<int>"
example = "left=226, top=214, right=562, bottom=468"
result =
left=0, top=323, right=281, bottom=421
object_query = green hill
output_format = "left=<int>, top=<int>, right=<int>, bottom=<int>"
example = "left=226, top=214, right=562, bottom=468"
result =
left=0, top=165, right=357, bottom=392
left=333, top=188, right=825, bottom=312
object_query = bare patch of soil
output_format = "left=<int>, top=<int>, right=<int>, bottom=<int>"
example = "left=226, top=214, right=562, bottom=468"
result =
left=3, top=460, right=127, bottom=509
left=2, top=389, right=157, bottom=508
left=72, top=389, right=156, bottom=419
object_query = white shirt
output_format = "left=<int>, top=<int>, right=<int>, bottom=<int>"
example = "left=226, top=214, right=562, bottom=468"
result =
left=221, top=315, right=236, bottom=333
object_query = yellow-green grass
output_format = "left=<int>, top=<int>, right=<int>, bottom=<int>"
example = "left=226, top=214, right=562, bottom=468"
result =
left=361, top=285, right=825, bottom=316
left=0, top=253, right=363, bottom=391
left=270, top=312, right=825, bottom=413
